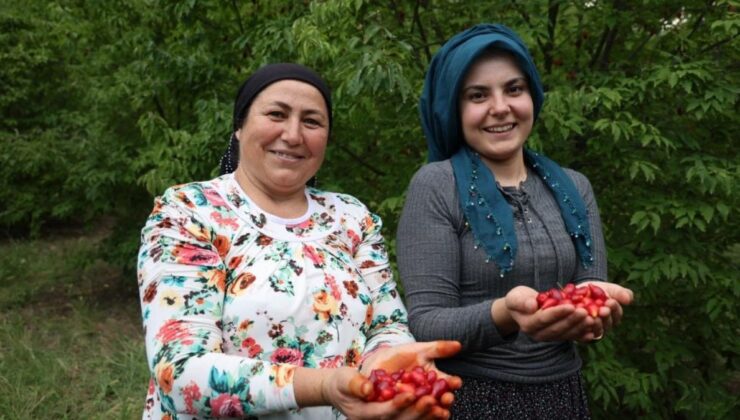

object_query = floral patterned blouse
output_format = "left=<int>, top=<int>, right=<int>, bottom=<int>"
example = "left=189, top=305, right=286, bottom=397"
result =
left=137, top=174, right=413, bottom=419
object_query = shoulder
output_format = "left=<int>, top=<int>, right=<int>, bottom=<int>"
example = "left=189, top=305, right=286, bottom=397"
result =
left=409, top=160, right=454, bottom=187
left=561, top=168, right=594, bottom=194
left=155, top=176, right=227, bottom=215
left=310, top=188, right=374, bottom=220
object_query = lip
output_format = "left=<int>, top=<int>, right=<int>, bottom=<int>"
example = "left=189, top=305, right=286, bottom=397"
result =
left=482, top=123, right=517, bottom=134
left=269, top=150, right=305, bottom=161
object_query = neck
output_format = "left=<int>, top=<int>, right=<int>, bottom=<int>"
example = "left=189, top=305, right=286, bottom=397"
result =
left=234, top=169, right=308, bottom=218
left=480, top=153, right=527, bottom=187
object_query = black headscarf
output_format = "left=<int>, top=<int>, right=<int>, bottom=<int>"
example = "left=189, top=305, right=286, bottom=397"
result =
left=219, top=63, right=332, bottom=176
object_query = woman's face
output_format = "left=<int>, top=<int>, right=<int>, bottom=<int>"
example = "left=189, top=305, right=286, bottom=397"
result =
left=236, top=80, right=329, bottom=196
left=459, top=53, right=534, bottom=166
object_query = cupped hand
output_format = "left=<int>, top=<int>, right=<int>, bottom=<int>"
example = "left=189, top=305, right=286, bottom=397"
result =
left=504, top=286, right=597, bottom=342
left=322, top=367, right=452, bottom=420
left=578, top=280, right=634, bottom=339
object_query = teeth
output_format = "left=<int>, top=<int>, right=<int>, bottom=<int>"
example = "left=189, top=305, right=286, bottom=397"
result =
left=272, top=151, right=301, bottom=160
left=486, top=124, right=514, bottom=133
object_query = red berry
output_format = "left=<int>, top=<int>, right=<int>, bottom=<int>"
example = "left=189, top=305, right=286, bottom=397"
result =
left=541, top=297, right=560, bottom=309
left=414, top=384, right=432, bottom=398
left=431, top=378, right=450, bottom=399
left=589, top=284, right=607, bottom=300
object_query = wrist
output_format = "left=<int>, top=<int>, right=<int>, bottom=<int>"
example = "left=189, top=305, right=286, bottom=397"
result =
left=492, top=298, right=518, bottom=336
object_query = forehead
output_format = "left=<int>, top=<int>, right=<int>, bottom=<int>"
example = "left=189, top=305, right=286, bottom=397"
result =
left=463, top=53, right=525, bottom=83
left=253, top=80, right=327, bottom=112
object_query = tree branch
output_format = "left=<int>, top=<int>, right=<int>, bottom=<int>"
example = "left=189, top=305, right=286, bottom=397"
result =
left=335, top=143, right=386, bottom=176
left=700, top=33, right=740, bottom=53
left=543, top=0, right=561, bottom=74
left=412, top=0, right=431, bottom=64
left=231, top=0, right=245, bottom=34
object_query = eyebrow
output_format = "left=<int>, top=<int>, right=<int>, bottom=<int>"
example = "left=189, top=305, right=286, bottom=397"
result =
left=461, top=76, right=528, bottom=92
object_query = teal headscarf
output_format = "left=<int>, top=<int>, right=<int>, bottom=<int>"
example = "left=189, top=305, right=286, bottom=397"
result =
left=419, top=23, right=593, bottom=274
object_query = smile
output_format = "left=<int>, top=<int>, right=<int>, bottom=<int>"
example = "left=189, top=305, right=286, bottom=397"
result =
left=270, top=150, right=304, bottom=161
left=483, top=123, right=516, bottom=133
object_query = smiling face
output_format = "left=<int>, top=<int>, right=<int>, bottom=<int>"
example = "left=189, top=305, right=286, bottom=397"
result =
left=459, top=51, right=534, bottom=168
left=235, top=79, right=329, bottom=198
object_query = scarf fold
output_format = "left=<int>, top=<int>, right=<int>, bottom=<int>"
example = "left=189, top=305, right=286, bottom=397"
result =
left=420, top=23, right=593, bottom=274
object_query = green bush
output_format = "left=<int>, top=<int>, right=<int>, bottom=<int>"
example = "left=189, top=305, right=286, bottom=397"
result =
left=1, top=1, right=737, bottom=417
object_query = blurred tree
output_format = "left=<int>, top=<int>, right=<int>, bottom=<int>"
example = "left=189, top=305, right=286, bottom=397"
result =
left=0, top=0, right=737, bottom=417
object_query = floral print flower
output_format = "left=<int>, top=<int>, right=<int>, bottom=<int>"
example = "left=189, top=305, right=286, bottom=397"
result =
left=172, top=243, right=219, bottom=266
left=158, top=289, right=183, bottom=309
left=241, top=337, right=263, bottom=358
left=229, top=272, right=255, bottom=296
left=181, top=382, right=201, bottom=414
left=312, top=290, right=339, bottom=322
left=270, top=347, right=304, bottom=366
left=155, top=362, right=175, bottom=394
left=270, top=364, right=296, bottom=388
left=212, top=234, right=231, bottom=258
left=207, top=269, right=226, bottom=292
left=210, top=393, right=244, bottom=417
left=143, top=281, right=158, bottom=303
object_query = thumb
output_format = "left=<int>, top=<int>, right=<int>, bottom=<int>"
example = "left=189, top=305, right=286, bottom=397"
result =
left=507, top=286, right=538, bottom=314
left=421, top=340, right=462, bottom=360
left=347, top=372, right=372, bottom=399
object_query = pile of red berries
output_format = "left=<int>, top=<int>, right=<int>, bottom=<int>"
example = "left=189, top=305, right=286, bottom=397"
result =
left=364, top=366, right=452, bottom=402
left=536, top=283, right=608, bottom=317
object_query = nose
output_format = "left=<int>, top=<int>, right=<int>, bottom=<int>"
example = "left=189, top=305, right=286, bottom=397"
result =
left=282, top=118, right=303, bottom=145
left=488, top=94, right=510, bottom=117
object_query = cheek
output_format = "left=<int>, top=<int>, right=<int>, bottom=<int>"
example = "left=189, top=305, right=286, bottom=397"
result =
left=306, top=133, right=329, bottom=156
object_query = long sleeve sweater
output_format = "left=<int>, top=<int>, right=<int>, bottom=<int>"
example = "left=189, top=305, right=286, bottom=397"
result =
left=396, top=160, right=607, bottom=383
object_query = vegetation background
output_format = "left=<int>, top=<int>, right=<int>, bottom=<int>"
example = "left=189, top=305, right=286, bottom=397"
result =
left=1, top=0, right=738, bottom=418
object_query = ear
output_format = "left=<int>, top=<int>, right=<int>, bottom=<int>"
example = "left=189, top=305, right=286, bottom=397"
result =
left=235, top=129, right=242, bottom=142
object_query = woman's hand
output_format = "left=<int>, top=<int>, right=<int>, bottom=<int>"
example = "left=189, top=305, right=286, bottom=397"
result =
left=357, top=341, right=463, bottom=418
left=501, top=286, right=596, bottom=342
left=322, top=365, right=454, bottom=420
left=577, top=281, right=634, bottom=340
left=498, top=283, right=633, bottom=342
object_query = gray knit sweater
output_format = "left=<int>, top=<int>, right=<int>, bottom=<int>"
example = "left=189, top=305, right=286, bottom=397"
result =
left=396, top=160, right=607, bottom=383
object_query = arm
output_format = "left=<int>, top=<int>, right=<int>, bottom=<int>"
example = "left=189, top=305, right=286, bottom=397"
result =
left=396, top=165, right=512, bottom=352
left=353, top=206, right=416, bottom=357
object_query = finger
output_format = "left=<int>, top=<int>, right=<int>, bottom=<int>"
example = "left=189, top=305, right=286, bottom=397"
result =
left=442, top=375, right=462, bottom=390
left=598, top=306, right=613, bottom=331
left=429, top=405, right=450, bottom=419
left=412, top=395, right=437, bottom=416
left=391, top=391, right=416, bottom=410
left=348, top=374, right=371, bottom=399
left=538, top=310, right=593, bottom=341
left=438, top=391, right=455, bottom=407
left=606, top=299, right=623, bottom=326
left=427, top=340, right=462, bottom=359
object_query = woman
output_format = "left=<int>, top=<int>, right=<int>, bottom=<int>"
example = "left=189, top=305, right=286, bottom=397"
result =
left=396, top=25, right=633, bottom=419
left=138, top=63, right=461, bottom=419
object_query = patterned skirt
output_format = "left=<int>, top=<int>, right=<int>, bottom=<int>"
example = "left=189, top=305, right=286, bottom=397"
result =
left=450, top=371, right=591, bottom=420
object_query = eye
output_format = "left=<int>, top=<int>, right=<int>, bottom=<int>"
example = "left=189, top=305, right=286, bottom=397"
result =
left=267, top=110, right=286, bottom=119
left=303, top=118, right=323, bottom=128
left=467, top=90, right=487, bottom=102
left=507, top=84, right=527, bottom=95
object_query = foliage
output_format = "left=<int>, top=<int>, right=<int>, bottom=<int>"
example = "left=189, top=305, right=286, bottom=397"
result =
left=1, top=0, right=738, bottom=417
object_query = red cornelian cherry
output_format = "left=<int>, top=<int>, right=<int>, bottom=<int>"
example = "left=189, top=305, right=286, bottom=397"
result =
left=536, top=283, right=609, bottom=318
left=364, top=367, right=454, bottom=404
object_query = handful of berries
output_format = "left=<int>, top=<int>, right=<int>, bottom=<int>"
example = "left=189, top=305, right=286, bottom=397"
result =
left=364, top=366, right=452, bottom=403
left=536, top=283, right=608, bottom=317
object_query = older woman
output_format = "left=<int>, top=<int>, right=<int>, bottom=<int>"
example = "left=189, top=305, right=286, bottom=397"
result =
left=138, top=63, right=460, bottom=420
left=397, top=25, right=633, bottom=418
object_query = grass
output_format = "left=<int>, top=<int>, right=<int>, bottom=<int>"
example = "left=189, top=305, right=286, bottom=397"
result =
left=0, top=232, right=148, bottom=419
